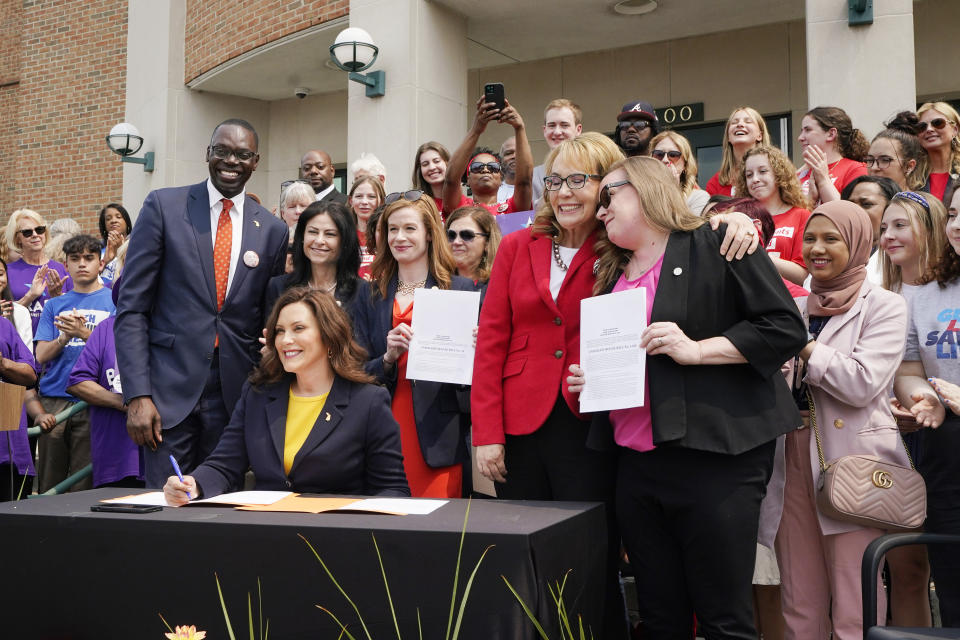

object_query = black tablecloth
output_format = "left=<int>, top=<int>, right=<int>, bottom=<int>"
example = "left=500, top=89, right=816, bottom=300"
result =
left=0, top=489, right=606, bottom=639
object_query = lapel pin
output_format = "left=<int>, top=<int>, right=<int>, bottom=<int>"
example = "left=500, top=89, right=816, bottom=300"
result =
left=253, top=220, right=260, bottom=228
left=673, top=267, right=683, bottom=276
left=243, top=250, right=260, bottom=268
left=325, top=412, right=331, bottom=422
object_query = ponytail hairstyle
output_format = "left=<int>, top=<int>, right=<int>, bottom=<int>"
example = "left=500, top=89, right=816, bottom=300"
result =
left=805, top=106, right=869, bottom=162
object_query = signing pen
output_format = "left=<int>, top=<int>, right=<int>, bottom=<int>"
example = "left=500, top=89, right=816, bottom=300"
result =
left=169, top=454, right=191, bottom=500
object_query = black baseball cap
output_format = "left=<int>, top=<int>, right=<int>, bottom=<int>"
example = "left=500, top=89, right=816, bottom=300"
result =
left=617, top=100, right=658, bottom=124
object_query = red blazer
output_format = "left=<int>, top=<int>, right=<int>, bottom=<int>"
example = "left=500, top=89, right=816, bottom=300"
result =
left=472, top=229, right=599, bottom=445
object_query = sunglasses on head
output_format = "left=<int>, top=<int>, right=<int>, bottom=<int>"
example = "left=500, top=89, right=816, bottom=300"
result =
left=280, top=179, right=311, bottom=190
left=384, top=190, right=424, bottom=205
left=921, top=118, right=952, bottom=131
left=598, top=180, right=630, bottom=209
left=19, top=226, right=46, bottom=238
left=469, top=161, right=501, bottom=174
left=652, top=149, right=683, bottom=161
left=447, top=229, right=488, bottom=243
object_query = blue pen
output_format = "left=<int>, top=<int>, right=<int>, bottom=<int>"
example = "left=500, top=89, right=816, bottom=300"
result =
left=169, top=454, right=191, bottom=500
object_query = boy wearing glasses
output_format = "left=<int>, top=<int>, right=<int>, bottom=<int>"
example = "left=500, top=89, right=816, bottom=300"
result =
left=33, top=234, right=115, bottom=493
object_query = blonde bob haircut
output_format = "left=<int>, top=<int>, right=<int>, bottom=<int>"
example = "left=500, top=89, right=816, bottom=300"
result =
left=370, top=194, right=456, bottom=298
left=532, top=132, right=624, bottom=244
left=594, top=157, right=704, bottom=294
left=879, top=191, right=947, bottom=293
left=717, top=107, right=771, bottom=188
left=918, top=101, right=960, bottom=175
left=5, top=208, right=49, bottom=254
left=650, top=130, right=700, bottom=199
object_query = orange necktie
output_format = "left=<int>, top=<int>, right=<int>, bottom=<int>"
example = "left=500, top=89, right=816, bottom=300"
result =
left=213, top=198, right=233, bottom=311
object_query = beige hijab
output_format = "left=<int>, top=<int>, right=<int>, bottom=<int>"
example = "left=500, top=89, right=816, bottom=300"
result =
left=806, top=200, right=873, bottom=317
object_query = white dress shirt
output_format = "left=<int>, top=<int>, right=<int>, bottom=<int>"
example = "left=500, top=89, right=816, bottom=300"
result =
left=314, top=183, right=336, bottom=201
left=206, top=179, right=245, bottom=297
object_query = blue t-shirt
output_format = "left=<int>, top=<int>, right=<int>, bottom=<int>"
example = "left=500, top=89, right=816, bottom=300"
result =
left=35, top=287, right=115, bottom=398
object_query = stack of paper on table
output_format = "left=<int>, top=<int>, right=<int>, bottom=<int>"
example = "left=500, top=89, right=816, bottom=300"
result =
left=100, top=491, right=447, bottom=515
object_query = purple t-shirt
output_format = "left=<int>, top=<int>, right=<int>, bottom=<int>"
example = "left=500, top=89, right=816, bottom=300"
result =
left=6, top=259, right=72, bottom=336
left=0, top=317, right=36, bottom=476
left=67, top=316, right=142, bottom=486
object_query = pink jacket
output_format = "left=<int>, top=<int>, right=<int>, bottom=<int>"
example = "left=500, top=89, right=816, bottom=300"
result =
left=804, top=280, right=912, bottom=535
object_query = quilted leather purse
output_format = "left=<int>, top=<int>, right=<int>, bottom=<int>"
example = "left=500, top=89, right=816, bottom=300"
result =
left=808, top=393, right=926, bottom=531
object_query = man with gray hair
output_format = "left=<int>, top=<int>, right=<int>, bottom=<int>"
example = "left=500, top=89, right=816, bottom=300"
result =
left=350, top=152, right=386, bottom=186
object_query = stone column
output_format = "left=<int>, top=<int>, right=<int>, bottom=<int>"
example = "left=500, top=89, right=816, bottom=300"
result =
left=346, top=0, right=468, bottom=191
left=805, top=0, right=915, bottom=137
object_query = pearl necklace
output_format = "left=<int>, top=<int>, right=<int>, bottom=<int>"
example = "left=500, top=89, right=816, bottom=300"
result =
left=397, top=278, right=427, bottom=296
left=552, top=240, right=568, bottom=271
left=310, top=280, right=337, bottom=294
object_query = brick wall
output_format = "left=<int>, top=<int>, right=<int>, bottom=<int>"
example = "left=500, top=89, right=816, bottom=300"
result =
left=184, top=0, right=348, bottom=83
left=0, top=0, right=126, bottom=239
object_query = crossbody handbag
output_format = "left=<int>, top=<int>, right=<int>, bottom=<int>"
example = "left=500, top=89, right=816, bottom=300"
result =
left=808, top=392, right=926, bottom=531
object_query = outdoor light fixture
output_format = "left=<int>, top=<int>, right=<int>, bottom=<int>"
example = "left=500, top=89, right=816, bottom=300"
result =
left=105, top=122, right=154, bottom=172
left=329, top=27, right=386, bottom=98
left=613, top=0, right=658, bottom=15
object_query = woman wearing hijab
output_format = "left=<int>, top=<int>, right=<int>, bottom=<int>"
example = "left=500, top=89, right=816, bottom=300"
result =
left=777, top=200, right=913, bottom=640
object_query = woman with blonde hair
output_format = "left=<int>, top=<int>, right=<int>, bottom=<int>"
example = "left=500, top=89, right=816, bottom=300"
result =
left=650, top=130, right=710, bottom=215
left=737, top=144, right=812, bottom=285
left=353, top=193, right=474, bottom=500
left=880, top=190, right=947, bottom=294
left=443, top=205, right=501, bottom=291
left=3, top=208, right=71, bottom=334
left=706, top=106, right=771, bottom=196
left=917, top=101, right=960, bottom=205
left=568, top=155, right=805, bottom=638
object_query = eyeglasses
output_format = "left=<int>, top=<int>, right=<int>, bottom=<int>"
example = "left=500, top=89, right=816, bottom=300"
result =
left=19, top=226, right=47, bottom=238
left=920, top=118, right=951, bottom=131
left=598, top=180, right=631, bottom=209
left=469, top=161, right=502, bottom=174
left=280, top=179, right=311, bottom=190
left=384, top=190, right=424, bottom=204
left=864, top=155, right=897, bottom=169
left=652, top=149, right=683, bottom=161
left=208, top=145, right=257, bottom=162
left=620, top=120, right=651, bottom=131
left=447, top=229, right=488, bottom=243
left=543, top=173, right=601, bottom=191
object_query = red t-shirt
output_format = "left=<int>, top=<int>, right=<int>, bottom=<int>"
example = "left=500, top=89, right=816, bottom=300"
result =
left=474, top=197, right=519, bottom=216
left=797, top=157, right=866, bottom=202
left=928, top=172, right=950, bottom=201
left=766, top=206, right=811, bottom=268
left=705, top=171, right=735, bottom=197
left=437, top=194, right=472, bottom=220
left=357, top=230, right=373, bottom=281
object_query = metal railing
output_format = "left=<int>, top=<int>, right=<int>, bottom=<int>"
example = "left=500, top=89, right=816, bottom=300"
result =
left=24, top=401, right=94, bottom=496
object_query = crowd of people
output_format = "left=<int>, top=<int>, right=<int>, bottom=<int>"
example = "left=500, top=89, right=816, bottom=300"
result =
left=1, top=94, right=959, bottom=639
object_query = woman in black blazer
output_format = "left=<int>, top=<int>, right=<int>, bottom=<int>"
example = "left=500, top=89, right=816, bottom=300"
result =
left=264, top=201, right=367, bottom=326
left=353, top=192, right=474, bottom=499
left=163, top=287, right=409, bottom=503
left=569, top=157, right=807, bottom=638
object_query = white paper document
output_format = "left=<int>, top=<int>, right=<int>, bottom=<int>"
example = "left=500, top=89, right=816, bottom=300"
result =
left=344, top=498, right=448, bottom=515
left=579, top=288, right=647, bottom=413
left=102, top=490, right=293, bottom=507
left=406, top=288, right=481, bottom=385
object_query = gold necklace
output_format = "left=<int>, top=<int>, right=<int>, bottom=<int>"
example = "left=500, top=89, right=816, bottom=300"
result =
left=397, top=278, right=426, bottom=296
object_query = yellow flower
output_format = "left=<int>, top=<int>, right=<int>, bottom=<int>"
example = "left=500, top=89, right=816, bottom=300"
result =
left=165, top=625, right=206, bottom=639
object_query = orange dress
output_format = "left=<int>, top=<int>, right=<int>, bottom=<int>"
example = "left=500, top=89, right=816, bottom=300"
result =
left=391, top=299, right=462, bottom=498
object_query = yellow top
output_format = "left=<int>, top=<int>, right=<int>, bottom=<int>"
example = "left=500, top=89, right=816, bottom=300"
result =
left=284, top=389, right=329, bottom=474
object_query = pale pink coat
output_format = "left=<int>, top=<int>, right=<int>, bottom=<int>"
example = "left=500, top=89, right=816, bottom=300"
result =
left=803, top=280, right=912, bottom=536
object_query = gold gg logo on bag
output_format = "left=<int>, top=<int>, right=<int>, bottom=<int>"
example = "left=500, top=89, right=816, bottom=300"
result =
left=872, top=470, right=894, bottom=489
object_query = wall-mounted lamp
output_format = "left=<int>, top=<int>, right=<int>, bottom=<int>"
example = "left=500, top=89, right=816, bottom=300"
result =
left=106, top=122, right=154, bottom=172
left=848, top=0, right=873, bottom=26
left=329, top=27, right=385, bottom=98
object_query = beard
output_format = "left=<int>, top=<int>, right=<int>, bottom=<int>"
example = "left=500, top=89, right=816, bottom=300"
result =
left=619, top=129, right=652, bottom=156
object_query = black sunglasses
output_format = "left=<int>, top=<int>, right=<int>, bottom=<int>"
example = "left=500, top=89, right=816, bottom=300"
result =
left=384, top=190, right=424, bottom=204
left=447, top=229, right=488, bottom=243
left=598, top=180, right=631, bottom=209
left=469, top=161, right=502, bottom=174
left=652, top=149, right=683, bottom=161
left=620, top=120, right=651, bottom=131
left=19, top=226, right=47, bottom=238
left=280, top=179, right=311, bottom=190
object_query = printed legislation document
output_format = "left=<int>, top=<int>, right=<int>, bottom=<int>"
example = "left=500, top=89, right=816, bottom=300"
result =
left=579, top=288, right=647, bottom=413
left=406, top=288, right=481, bottom=385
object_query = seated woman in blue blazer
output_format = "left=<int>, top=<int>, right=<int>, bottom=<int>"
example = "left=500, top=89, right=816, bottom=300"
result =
left=163, top=287, right=410, bottom=504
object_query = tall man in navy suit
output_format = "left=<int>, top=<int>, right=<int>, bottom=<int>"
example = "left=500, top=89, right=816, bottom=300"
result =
left=115, top=119, right=289, bottom=487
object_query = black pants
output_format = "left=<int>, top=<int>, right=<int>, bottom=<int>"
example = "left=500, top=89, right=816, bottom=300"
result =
left=918, top=414, right=960, bottom=626
left=617, top=441, right=775, bottom=640
left=0, top=464, right=33, bottom=502
left=497, top=395, right=626, bottom=639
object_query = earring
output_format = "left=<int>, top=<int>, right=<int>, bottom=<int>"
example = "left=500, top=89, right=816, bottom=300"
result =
left=327, top=348, right=332, bottom=357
